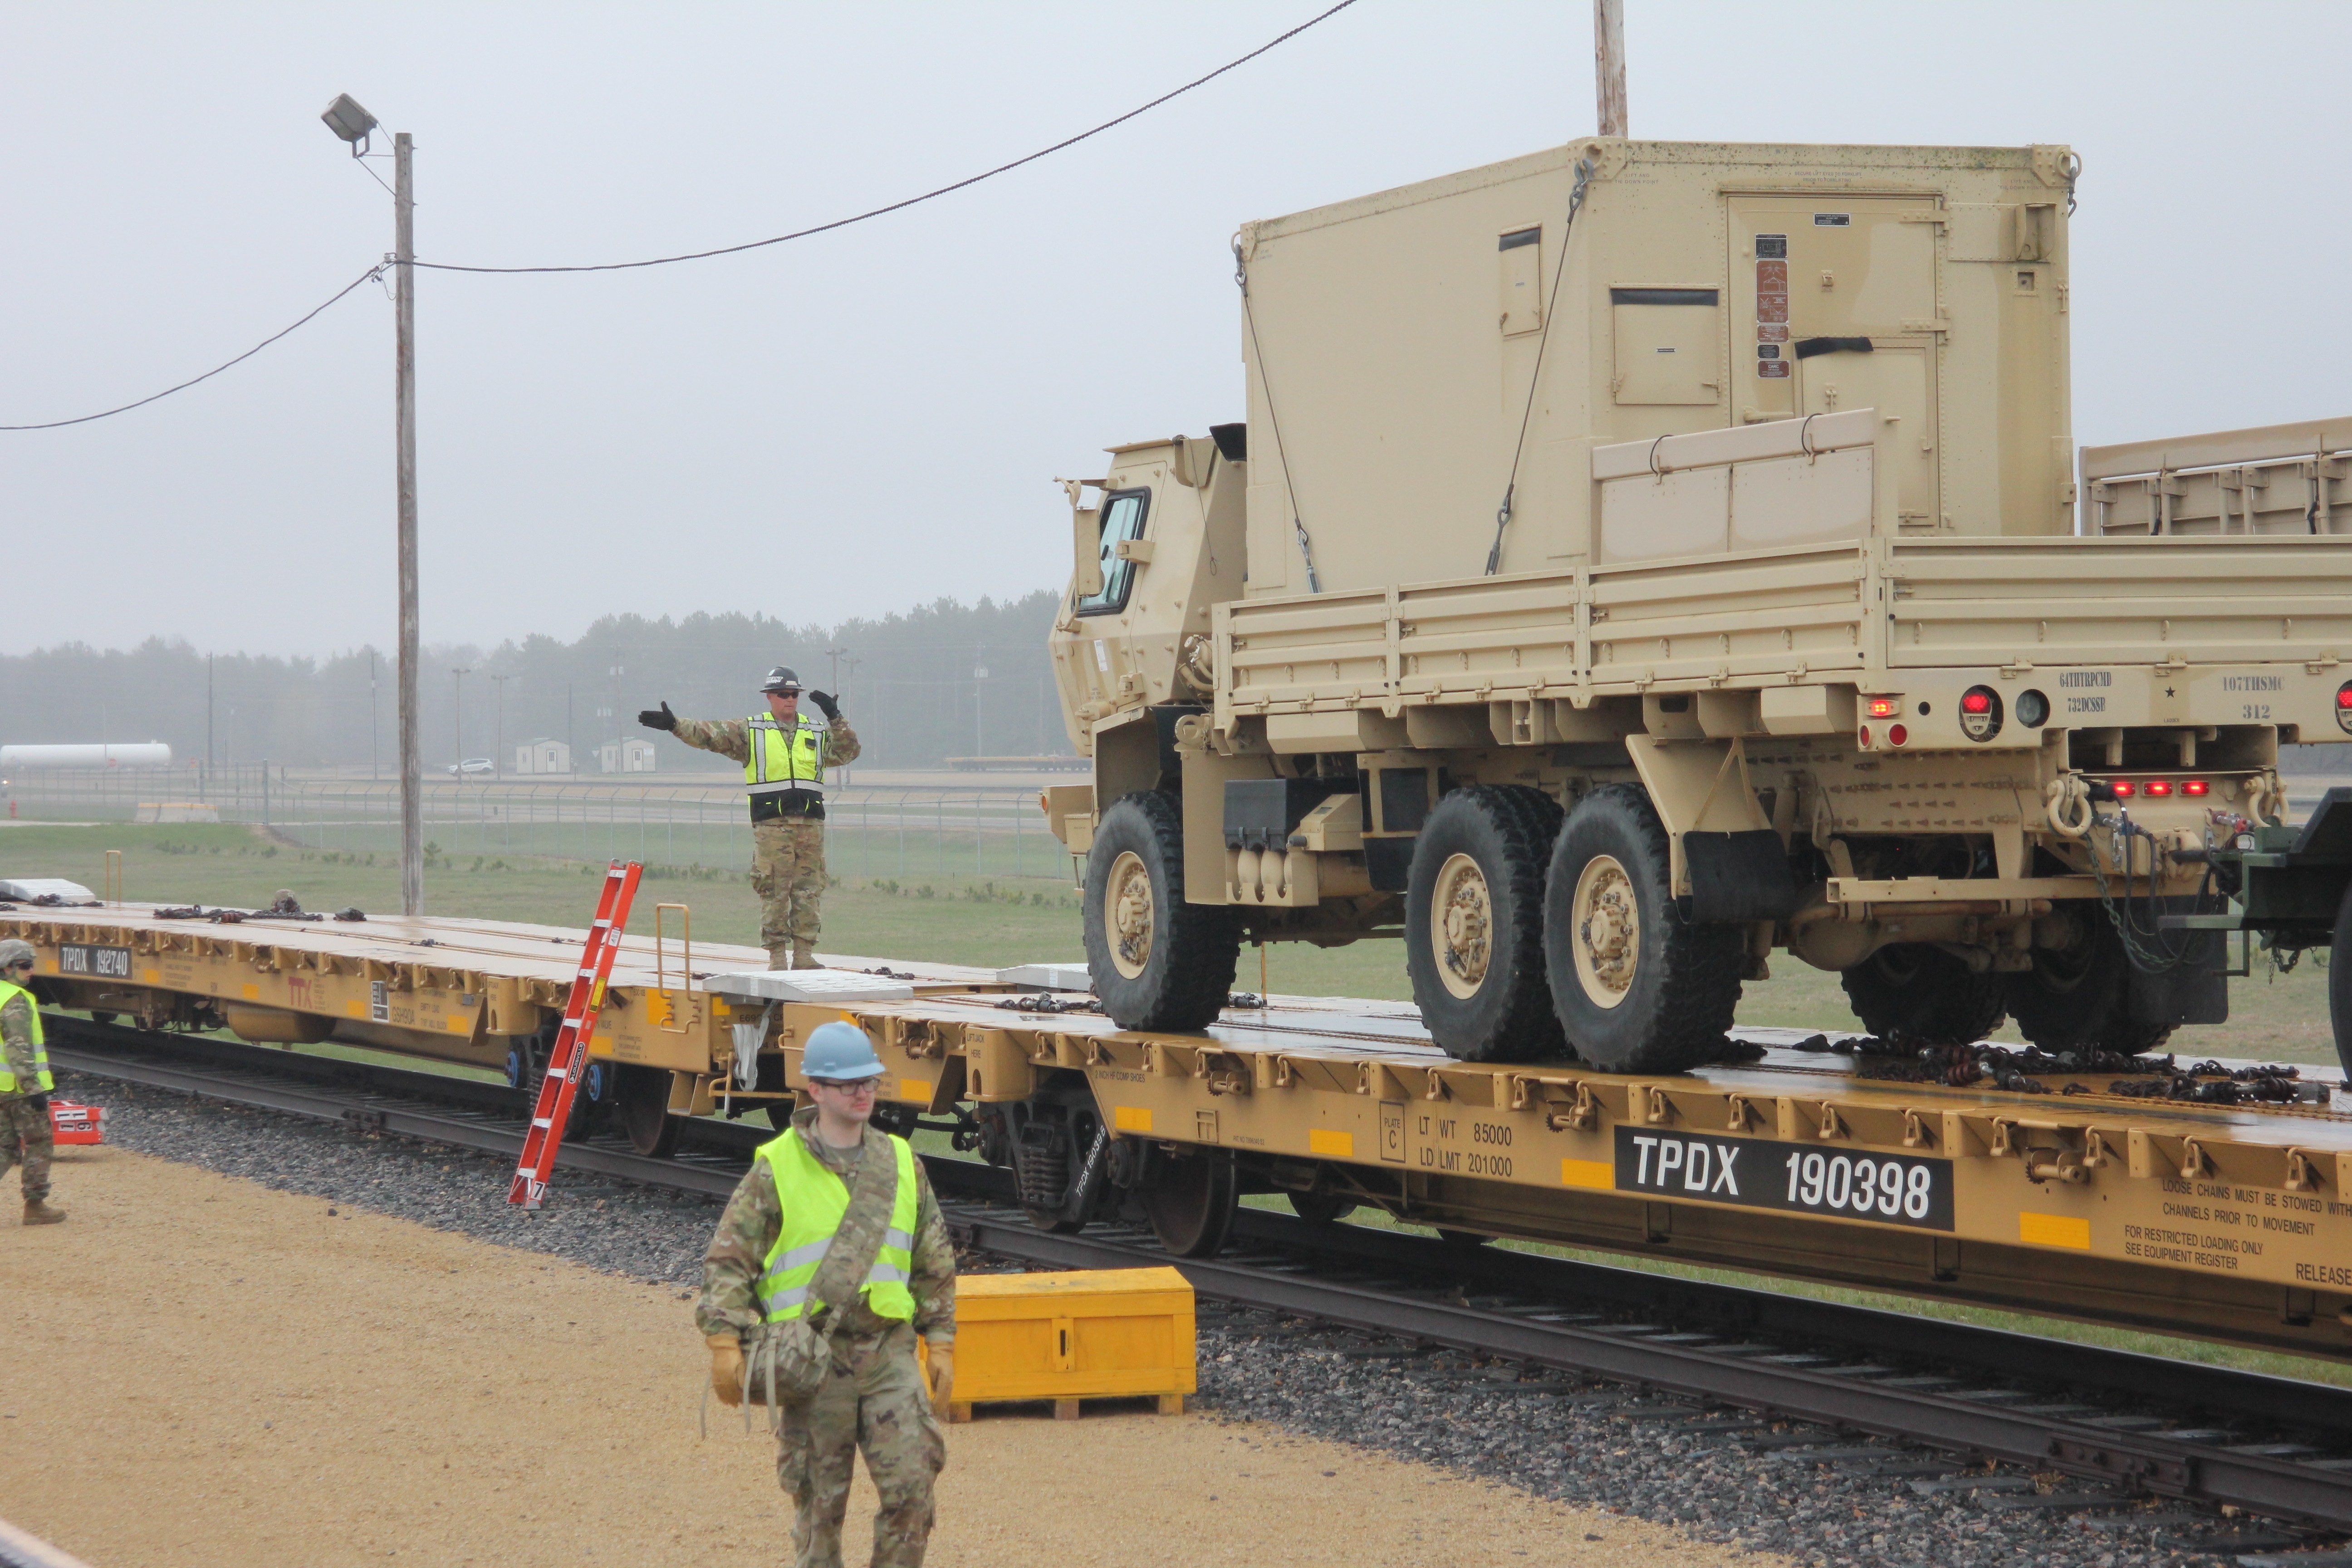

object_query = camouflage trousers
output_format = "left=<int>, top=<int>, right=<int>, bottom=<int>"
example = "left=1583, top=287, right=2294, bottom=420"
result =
left=775, top=1321, right=945, bottom=1568
left=752, top=817, right=828, bottom=964
left=0, top=1097, right=53, bottom=1204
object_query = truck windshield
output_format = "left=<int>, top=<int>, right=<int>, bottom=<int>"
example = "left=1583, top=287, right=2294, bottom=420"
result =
left=1077, top=490, right=1149, bottom=615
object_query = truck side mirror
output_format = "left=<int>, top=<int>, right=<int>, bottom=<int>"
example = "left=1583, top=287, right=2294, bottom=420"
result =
left=1072, top=507, right=1104, bottom=599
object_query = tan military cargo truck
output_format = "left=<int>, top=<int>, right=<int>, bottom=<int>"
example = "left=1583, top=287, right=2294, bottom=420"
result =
left=1044, top=136, right=2352, bottom=1073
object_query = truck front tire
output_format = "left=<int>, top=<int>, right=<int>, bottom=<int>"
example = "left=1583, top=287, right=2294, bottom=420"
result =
left=1406, top=785, right=1566, bottom=1062
left=1840, top=944, right=2007, bottom=1045
left=1083, top=790, right=1241, bottom=1032
left=1544, top=784, right=1744, bottom=1073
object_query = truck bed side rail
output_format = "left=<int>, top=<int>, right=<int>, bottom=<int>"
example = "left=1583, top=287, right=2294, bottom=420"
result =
left=2084, top=416, right=2352, bottom=537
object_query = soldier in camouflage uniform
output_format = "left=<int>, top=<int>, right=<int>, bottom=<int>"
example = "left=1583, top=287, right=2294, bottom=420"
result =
left=640, top=666, right=859, bottom=969
left=0, top=939, right=65, bottom=1225
left=699, top=1022, right=955, bottom=1568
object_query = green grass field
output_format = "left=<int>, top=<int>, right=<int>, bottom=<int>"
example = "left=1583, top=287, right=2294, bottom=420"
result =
left=7, top=821, right=2347, bottom=1386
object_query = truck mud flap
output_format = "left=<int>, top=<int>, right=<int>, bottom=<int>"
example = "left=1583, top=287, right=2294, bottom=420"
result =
left=1679, top=829, right=1799, bottom=924
left=2128, top=913, right=2229, bottom=1026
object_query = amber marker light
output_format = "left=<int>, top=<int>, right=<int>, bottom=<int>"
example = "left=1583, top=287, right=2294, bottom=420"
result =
left=2111, top=780, right=2136, bottom=798
left=2145, top=779, right=2174, bottom=797
left=2183, top=779, right=2210, bottom=796
left=1866, top=696, right=1901, bottom=719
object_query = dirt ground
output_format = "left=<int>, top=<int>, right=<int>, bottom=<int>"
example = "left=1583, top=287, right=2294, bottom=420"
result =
left=0, top=1147, right=1777, bottom=1568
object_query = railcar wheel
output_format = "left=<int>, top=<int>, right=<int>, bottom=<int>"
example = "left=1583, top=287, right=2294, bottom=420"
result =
left=1288, top=1190, right=1358, bottom=1225
left=615, top=1063, right=682, bottom=1158
left=1840, top=944, right=2007, bottom=1044
left=1141, top=1146, right=1238, bottom=1258
left=1405, top=786, right=1566, bottom=1062
left=2005, top=913, right=2174, bottom=1055
left=1543, top=784, right=1744, bottom=1073
left=1083, top=791, right=1241, bottom=1032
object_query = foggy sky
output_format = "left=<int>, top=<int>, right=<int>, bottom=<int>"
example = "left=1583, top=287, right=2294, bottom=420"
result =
left=4, top=1, right=2347, bottom=658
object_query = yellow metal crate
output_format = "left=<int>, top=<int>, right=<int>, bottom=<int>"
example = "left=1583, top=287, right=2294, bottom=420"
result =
left=945, top=1266, right=1195, bottom=1422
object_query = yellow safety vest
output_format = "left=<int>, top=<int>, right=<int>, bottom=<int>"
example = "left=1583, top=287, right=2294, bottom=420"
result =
left=753, top=1127, right=918, bottom=1324
left=0, top=981, right=53, bottom=1095
left=744, top=714, right=828, bottom=798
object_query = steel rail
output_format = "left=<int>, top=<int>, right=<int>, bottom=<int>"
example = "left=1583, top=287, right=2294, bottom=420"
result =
left=44, top=1014, right=2352, bottom=1530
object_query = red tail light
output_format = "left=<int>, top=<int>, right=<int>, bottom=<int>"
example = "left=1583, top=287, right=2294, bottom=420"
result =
left=2183, top=779, right=2210, bottom=796
left=2145, top=779, right=2173, bottom=797
left=1859, top=725, right=1872, bottom=747
left=2111, top=780, right=2136, bottom=798
left=1887, top=724, right=1909, bottom=747
left=1960, top=690, right=1993, bottom=714
left=1866, top=696, right=1901, bottom=719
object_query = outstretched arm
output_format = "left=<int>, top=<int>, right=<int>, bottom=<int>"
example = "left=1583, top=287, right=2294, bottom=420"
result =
left=668, top=716, right=753, bottom=765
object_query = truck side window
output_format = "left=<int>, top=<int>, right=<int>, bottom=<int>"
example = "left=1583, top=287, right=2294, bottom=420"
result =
left=1077, top=489, right=1150, bottom=616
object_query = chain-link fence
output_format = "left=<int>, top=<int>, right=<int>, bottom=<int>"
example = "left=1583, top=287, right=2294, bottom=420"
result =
left=1, top=766, right=1075, bottom=881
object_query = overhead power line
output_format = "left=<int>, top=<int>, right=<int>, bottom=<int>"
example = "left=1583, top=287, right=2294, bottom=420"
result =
left=0, top=265, right=386, bottom=431
left=0, top=0, right=1360, bottom=432
left=413, top=0, right=1360, bottom=276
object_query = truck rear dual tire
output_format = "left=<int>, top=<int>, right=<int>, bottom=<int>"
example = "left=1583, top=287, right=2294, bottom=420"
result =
left=2004, top=915, right=2176, bottom=1056
left=1405, top=785, right=1567, bottom=1062
left=1085, top=791, right=1243, bottom=1033
left=1841, top=945, right=2007, bottom=1045
left=1544, top=784, right=1746, bottom=1074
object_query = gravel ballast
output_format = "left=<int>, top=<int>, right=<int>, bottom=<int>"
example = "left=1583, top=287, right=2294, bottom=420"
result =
left=61, top=1067, right=2339, bottom=1568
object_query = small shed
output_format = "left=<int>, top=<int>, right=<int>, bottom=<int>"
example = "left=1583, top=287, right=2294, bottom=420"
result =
left=514, top=738, right=572, bottom=775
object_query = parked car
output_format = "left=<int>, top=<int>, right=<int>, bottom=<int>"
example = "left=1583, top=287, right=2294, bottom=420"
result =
left=446, top=758, right=493, bottom=777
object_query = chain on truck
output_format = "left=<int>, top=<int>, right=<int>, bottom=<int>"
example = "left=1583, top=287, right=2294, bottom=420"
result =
left=1042, top=135, right=2352, bottom=1073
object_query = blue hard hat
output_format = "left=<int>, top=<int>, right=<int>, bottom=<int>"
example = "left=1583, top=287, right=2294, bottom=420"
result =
left=802, top=1020, right=885, bottom=1081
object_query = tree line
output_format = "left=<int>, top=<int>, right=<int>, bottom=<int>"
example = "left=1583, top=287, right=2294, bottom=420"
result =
left=0, top=592, right=1069, bottom=773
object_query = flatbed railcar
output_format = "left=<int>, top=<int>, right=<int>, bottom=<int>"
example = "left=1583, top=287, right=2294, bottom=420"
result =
left=7, top=899, right=2352, bottom=1365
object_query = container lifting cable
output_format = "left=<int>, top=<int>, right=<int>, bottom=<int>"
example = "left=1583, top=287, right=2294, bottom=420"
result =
left=0, top=1, right=1361, bottom=431
left=1234, top=238, right=1320, bottom=593
left=1485, top=158, right=1593, bottom=576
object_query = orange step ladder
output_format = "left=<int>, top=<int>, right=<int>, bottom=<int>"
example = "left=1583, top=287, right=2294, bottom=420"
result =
left=507, top=860, right=642, bottom=1209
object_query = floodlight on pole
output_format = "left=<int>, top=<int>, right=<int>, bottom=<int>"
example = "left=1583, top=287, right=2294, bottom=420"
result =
left=320, top=94, right=378, bottom=155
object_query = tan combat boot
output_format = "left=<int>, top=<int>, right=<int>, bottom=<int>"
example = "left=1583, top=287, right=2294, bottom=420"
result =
left=791, top=946, right=822, bottom=971
left=766, top=946, right=794, bottom=971
left=23, top=1200, right=65, bottom=1225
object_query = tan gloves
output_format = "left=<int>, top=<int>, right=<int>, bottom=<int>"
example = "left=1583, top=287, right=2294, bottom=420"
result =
left=926, top=1343, right=955, bottom=1420
left=708, top=1333, right=745, bottom=1407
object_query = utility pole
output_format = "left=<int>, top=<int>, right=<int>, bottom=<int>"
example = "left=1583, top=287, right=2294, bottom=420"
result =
left=1594, top=0, right=1627, bottom=137
left=395, top=130, right=424, bottom=907
left=490, top=673, right=513, bottom=779
left=368, top=649, right=379, bottom=781
left=204, top=653, right=214, bottom=801
left=973, top=663, right=990, bottom=759
left=452, top=666, right=471, bottom=781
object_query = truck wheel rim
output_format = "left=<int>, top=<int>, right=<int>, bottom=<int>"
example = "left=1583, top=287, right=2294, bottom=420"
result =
left=1106, top=850, right=1154, bottom=980
left=1431, top=853, right=1493, bottom=1000
left=1572, top=854, right=1639, bottom=1009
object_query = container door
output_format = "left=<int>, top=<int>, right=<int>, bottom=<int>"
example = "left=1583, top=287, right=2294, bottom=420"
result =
left=1729, top=195, right=1942, bottom=525
left=1796, top=338, right=1939, bottom=531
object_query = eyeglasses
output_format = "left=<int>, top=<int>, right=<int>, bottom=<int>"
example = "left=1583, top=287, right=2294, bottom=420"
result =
left=807, top=1078, right=879, bottom=1095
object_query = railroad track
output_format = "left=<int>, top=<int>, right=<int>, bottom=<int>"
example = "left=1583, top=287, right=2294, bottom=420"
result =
left=43, top=1013, right=2352, bottom=1541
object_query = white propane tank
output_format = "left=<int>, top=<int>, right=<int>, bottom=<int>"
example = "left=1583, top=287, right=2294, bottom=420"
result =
left=0, top=742, right=174, bottom=769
